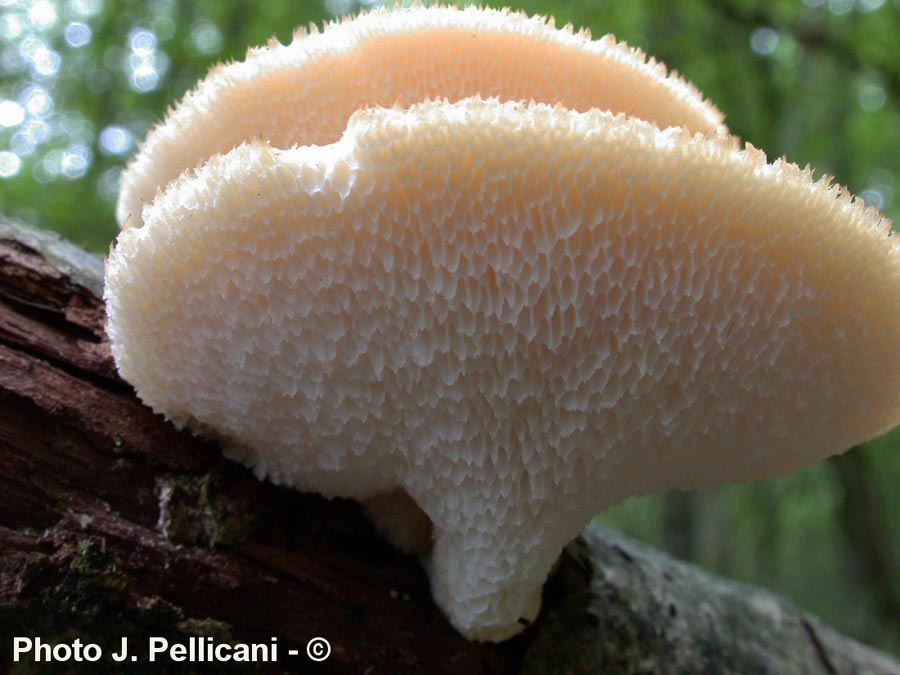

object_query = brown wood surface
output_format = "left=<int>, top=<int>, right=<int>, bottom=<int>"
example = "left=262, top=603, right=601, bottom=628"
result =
left=0, top=221, right=526, bottom=674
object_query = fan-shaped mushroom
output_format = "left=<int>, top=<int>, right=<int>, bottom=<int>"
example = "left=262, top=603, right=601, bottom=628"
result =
left=106, top=93, right=900, bottom=640
left=116, top=4, right=724, bottom=229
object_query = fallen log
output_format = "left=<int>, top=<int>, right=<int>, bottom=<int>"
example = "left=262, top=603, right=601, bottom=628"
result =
left=1, top=217, right=897, bottom=674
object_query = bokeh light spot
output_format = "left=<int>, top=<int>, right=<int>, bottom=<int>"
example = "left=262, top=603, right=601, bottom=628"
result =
left=0, top=151, right=22, bottom=178
left=325, top=0, right=355, bottom=15
left=189, top=21, right=223, bottom=55
left=67, top=0, right=104, bottom=19
left=97, top=165, right=121, bottom=201
left=750, top=27, right=779, bottom=56
left=99, top=124, right=134, bottom=155
left=27, top=0, right=58, bottom=30
left=130, top=63, right=160, bottom=92
left=827, top=0, right=855, bottom=14
left=20, top=85, right=53, bottom=116
left=859, top=188, right=885, bottom=210
left=128, top=27, right=157, bottom=56
left=60, top=143, right=91, bottom=179
left=64, top=21, right=92, bottom=48
left=0, top=100, right=26, bottom=127
left=858, top=83, right=886, bottom=111
left=0, top=12, right=26, bottom=39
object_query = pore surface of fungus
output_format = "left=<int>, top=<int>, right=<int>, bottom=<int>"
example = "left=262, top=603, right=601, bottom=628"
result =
left=106, top=96, right=900, bottom=642
left=116, top=4, right=725, bottom=229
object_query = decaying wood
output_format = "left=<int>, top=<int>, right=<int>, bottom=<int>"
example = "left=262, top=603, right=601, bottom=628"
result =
left=2, top=216, right=898, bottom=675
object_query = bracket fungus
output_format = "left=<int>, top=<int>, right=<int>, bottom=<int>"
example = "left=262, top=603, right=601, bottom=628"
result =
left=115, top=4, right=725, bottom=230
left=106, top=6, right=900, bottom=643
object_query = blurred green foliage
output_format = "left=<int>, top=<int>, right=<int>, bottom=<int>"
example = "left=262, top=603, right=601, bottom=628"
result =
left=1, top=0, right=898, bottom=657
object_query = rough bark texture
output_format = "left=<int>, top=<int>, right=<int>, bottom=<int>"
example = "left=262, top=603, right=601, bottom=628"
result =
left=1, top=216, right=898, bottom=675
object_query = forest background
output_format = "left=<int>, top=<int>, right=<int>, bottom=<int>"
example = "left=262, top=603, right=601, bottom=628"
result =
left=0, top=0, right=897, bottom=657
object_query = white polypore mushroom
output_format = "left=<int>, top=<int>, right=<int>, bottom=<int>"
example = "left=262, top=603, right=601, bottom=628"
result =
left=115, top=4, right=725, bottom=229
left=105, top=96, right=900, bottom=642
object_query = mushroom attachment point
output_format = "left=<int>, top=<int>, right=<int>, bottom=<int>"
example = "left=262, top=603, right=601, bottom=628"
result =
left=105, top=8, right=900, bottom=644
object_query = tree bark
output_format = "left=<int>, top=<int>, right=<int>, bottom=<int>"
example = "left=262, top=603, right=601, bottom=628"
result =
left=2, top=216, right=898, bottom=675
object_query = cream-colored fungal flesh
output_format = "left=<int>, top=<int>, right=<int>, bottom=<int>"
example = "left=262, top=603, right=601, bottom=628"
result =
left=116, top=4, right=725, bottom=229
left=105, top=99, right=900, bottom=641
